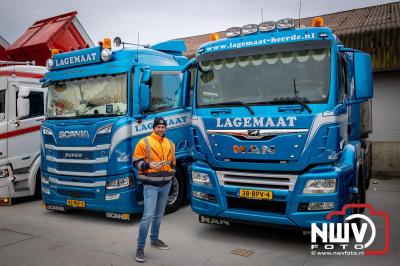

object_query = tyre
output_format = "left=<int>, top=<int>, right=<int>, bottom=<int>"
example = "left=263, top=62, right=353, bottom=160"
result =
left=365, top=143, right=372, bottom=189
left=165, top=167, right=184, bottom=214
left=34, top=169, right=42, bottom=199
left=355, top=169, right=366, bottom=213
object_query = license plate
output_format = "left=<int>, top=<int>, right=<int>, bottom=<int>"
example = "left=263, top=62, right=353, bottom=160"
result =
left=239, top=189, right=273, bottom=200
left=66, top=199, right=86, bottom=208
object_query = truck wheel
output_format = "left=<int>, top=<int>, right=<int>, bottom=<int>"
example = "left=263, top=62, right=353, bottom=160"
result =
left=365, top=143, right=372, bottom=189
left=165, top=168, right=184, bottom=214
left=356, top=169, right=366, bottom=213
left=34, top=169, right=42, bottom=199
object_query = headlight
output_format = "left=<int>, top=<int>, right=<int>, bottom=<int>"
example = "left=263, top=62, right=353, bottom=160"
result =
left=242, top=24, right=258, bottom=35
left=0, top=168, right=10, bottom=178
left=192, top=171, right=210, bottom=185
left=106, top=177, right=130, bottom=190
left=101, top=48, right=112, bottom=61
left=276, top=18, right=295, bottom=29
left=226, top=27, right=241, bottom=38
left=303, top=179, right=336, bottom=194
left=97, top=124, right=113, bottom=135
left=46, top=59, right=54, bottom=70
left=259, top=21, right=276, bottom=32
left=42, top=127, right=53, bottom=136
left=41, top=176, right=49, bottom=185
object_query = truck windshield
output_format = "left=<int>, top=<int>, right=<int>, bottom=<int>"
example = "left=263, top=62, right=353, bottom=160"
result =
left=196, top=48, right=330, bottom=107
left=46, top=73, right=127, bottom=119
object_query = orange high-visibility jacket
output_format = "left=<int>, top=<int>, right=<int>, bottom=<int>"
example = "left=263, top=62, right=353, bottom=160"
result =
left=133, top=132, right=176, bottom=185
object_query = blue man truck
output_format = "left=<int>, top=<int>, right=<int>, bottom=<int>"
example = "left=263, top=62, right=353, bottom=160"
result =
left=41, top=38, right=192, bottom=219
left=187, top=17, right=373, bottom=229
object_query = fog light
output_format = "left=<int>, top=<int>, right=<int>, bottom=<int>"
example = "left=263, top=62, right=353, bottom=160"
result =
left=105, top=193, right=120, bottom=201
left=192, top=191, right=217, bottom=203
left=308, top=202, right=335, bottom=211
left=193, top=191, right=208, bottom=200
left=298, top=202, right=335, bottom=211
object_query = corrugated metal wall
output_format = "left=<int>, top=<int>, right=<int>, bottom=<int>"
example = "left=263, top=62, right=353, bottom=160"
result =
left=339, top=27, right=400, bottom=71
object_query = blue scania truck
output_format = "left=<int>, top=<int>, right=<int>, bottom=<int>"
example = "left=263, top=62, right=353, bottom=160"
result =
left=187, top=18, right=373, bottom=229
left=41, top=38, right=192, bottom=220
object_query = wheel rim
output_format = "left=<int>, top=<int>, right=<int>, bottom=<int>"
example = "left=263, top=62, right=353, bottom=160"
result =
left=167, top=176, right=179, bottom=205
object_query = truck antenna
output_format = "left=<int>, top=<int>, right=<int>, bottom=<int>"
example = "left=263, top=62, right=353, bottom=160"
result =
left=298, top=1, right=302, bottom=28
left=136, top=32, right=139, bottom=62
left=261, top=8, right=264, bottom=22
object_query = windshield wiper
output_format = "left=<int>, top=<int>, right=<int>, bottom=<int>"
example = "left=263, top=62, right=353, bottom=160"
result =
left=205, top=101, right=255, bottom=115
left=47, top=113, right=118, bottom=120
left=73, top=113, right=118, bottom=118
left=293, top=78, right=312, bottom=113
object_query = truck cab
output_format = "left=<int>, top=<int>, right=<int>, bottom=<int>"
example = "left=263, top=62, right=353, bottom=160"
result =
left=41, top=39, right=192, bottom=218
left=0, top=63, right=47, bottom=204
left=189, top=18, right=373, bottom=228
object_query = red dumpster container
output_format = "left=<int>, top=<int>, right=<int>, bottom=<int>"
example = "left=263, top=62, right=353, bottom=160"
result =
left=0, top=36, right=11, bottom=61
left=6, top=11, right=93, bottom=66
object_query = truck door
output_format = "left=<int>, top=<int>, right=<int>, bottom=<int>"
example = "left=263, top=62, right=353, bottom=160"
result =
left=138, top=66, right=192, bottom=157
left=0, top=79, right=7, bottom=160
left=7, top=84, right=44, bottom=176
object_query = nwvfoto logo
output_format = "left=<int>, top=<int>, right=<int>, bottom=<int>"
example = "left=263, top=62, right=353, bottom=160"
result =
left=310, top=203, right=390, bottom=256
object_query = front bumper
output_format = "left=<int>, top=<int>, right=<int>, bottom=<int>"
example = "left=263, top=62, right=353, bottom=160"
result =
left=190, top=162, right=350, bottom=229
left=41, top=171, right=143, bottom=214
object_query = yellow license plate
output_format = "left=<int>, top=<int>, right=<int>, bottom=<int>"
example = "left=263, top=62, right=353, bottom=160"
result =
left=239, top=189, right=273, bottom=200
left=66, top=199, right=86, bottom=208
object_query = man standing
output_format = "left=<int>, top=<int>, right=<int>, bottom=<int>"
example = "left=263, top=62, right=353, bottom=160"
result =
left=133, top=117, right=176, bottom=263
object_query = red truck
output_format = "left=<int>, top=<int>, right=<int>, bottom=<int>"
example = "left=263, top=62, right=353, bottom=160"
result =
left=5, top=11, right=93, bottom=66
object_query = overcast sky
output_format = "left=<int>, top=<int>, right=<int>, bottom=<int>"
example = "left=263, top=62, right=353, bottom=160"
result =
left=0, top=0, right=398, bottom=46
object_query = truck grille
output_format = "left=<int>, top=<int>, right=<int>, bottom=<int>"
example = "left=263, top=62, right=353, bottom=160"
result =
left=57, top=163, right=95, bottom=172
left=45, top=144, right=109, bottom=176
left=216, top=171, right=297, bottom=191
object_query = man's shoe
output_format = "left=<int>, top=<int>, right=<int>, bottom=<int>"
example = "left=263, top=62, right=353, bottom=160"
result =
left=135, top=248, right=146, bottom=263
left=151, top=239, right=169, bottom=250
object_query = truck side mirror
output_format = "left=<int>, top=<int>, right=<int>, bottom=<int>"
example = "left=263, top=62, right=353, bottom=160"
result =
left=17, top=87, right=31, bottom=119
left=141, top=68, right=151, bottom=85
left=182, top=70, right=191, bottom=107
left=139, top=68, right=151, bottom=113
left=139, top=84, right=150, bottom=113
left=354, top=52, right=373, bottom=100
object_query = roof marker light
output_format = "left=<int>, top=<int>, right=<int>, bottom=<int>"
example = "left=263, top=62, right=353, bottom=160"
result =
left=276, top=18, right=295, bottom=29
left=226, top=27, right=241, bottom=38
left=242, top=24, right=258, bottom=35
left=259, top=21, right=276, bottom=32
